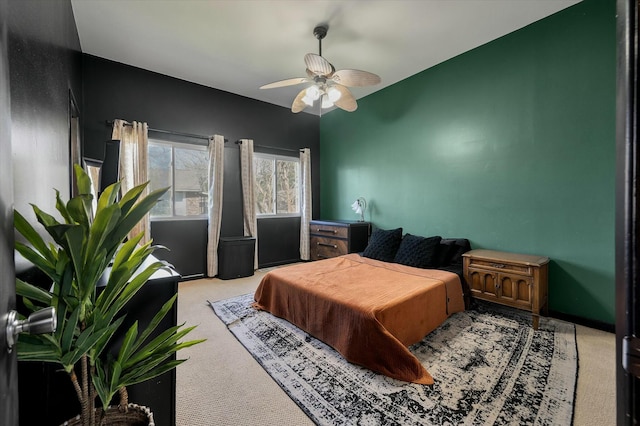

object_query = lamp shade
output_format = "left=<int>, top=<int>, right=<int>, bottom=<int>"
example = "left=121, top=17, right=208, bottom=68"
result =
left=321, top=95, right=334, bottom=109
left=351, top=197, right=366, bottom=221
left=327, top=86, right=342, bottom=102
left=351, top=200, right=362, bottom=215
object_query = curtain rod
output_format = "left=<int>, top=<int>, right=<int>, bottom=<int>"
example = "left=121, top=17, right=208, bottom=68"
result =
left=235, top=140, right=305, bottom=153
left=105, top=120, right=227, bottom=142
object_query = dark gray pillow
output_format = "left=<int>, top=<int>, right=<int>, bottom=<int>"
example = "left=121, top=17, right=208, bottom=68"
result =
left=362, top=228, right=403, bottom=262
left=394, top=234, right=442, bottom=268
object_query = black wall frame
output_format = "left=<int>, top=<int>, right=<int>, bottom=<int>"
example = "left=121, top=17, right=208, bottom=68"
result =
left=616, top=0, right=640, bottom=424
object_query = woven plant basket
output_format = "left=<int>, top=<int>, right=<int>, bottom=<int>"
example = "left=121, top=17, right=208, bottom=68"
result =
left=61, top=403, right=155, bottom=426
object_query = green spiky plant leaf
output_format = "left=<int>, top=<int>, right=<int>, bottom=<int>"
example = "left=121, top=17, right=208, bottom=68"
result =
left=15, top=164, right=204, bottom=426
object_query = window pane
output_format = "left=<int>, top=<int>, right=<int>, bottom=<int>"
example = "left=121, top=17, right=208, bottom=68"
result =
left=149, top=144, right=172, bottom=217
left=276, top=159, right=299, bottom=214
left=148, top=141, right=209, bottom=219
left=254, top=156, right=275, bottom=214
left=174, top=147, right=208, bottom=216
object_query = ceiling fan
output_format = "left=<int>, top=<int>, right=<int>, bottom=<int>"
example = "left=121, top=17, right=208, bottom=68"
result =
left=259, top=25, right=381, bottom=113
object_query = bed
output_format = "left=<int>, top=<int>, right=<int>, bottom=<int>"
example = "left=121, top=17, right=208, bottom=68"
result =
left=253, top=230, right=470, bottom=385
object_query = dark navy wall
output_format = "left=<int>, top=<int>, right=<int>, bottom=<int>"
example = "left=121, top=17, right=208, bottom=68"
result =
left=0, top=0, right=18, bottom=423
left=7, top=1, right=83, bottom=424
left=82, top=55, right=320, bottom=274
left=8, top=0, right=82, bottom=223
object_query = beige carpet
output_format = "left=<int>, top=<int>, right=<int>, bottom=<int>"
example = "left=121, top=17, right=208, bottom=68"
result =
left=176, top=270, right=616, bottom=425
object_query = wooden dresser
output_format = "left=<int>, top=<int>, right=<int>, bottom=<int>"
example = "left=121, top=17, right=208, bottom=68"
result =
left=309, top=220, right=370, bottom=260
left=462, top=249, right=549, bottom=329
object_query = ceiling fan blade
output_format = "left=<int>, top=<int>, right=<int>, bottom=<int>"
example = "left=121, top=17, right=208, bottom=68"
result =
left=260, top=77, right=309, bottom=89
left=291, top=88, right=308, bottom=113
left=304, top=53, right=334, bottom=76
left=331, top=69, right=381, bottom=87
left=332, top=84, right=357, bottom=112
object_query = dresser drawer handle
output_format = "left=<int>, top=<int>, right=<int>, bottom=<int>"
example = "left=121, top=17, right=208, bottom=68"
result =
left=492, top=263, right=506, bottom=268
left=315, top=228, right=338, bottom=234
left=317, top=242, right=338, bottom=248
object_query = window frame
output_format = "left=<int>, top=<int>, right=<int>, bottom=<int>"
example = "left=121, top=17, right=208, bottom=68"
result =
left=253, top=152, right=301, bottom=219
left=148, top=138, right=209, bottom=221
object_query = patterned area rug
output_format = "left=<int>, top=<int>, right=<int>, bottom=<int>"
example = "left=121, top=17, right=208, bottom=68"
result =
left=210, top=294, right=577, bottom=426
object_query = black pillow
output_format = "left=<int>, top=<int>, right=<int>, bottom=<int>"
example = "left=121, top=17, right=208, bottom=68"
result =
left=394, top=234, right=442, bottom=268
left=434, top=240, right=458, bottom=267
left=449, top=245, right=469, bottom=265
left=436, top=238, right=472, bottom=266
left=362, top=228, right=403, bottom=262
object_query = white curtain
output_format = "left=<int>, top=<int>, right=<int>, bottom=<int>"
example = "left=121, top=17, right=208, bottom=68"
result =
left=207, top=135, right=225, bottom=277
left=299, top=148, right=312, bottom=260
left=111, top=119, right=149, bottom=244
left=240, top=139, right=258, bottom=269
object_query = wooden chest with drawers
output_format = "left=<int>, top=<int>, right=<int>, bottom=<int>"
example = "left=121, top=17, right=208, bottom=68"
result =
left=462, top=249, right=549, bottom=329
left=309, top=220, right=370, bottom=260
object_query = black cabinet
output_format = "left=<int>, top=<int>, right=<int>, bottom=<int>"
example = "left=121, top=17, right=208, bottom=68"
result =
left=17, top=256, right=180, bottom=426
left=218, top=237, right=256, bottom=279
left=106, top=269, right=180, bottom=426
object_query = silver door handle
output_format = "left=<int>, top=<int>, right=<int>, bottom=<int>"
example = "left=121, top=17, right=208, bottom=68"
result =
left=4, top=307, right=56, bottom=352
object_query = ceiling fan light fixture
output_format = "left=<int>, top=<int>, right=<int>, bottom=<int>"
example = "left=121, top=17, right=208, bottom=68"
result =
left=302, top=95, right=314, bottom=107
left=302, top=85, right=322, bottom=106
left=327, top=86, right=341, bottom=103
left=306, top=85, right=321, bottom=101
left=260, top=24, right=380, bottom=114
left=321, top=95, right=334, bottom=109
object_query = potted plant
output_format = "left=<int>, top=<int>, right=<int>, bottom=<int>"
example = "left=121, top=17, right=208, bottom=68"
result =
left=14, top=164, right=204, bottom=425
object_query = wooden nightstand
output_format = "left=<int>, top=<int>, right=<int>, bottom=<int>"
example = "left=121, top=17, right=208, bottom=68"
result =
left=463, top=249, right=549, bottom=330
left=309, top=220, right=370, bottom=260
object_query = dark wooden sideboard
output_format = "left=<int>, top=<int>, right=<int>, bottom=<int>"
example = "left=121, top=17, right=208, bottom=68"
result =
left=309, top=220, right=370, bottom=260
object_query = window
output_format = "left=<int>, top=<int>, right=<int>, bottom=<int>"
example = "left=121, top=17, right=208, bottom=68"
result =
left=148, top=140, right=208, bottom=219
left=254, top=153, right=300, bottom=217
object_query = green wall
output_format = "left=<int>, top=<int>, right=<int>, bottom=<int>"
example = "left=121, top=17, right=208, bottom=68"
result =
left=319, top=0, right=616, bottom=325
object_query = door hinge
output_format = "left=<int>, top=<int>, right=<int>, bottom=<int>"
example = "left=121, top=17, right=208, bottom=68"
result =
left=623, top=336, right=640, bottom=378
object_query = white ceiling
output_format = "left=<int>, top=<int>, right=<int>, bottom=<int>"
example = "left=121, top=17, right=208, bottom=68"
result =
left=71, top=0, right=581, bottom=116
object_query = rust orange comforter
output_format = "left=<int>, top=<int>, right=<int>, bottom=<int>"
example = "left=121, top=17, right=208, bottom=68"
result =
left=253, top=253, right=465, bottom=384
